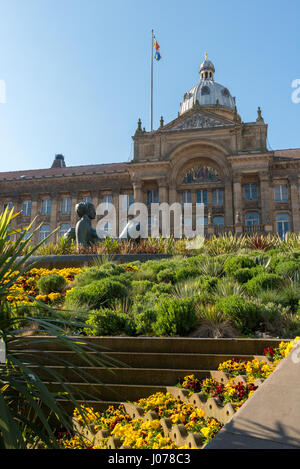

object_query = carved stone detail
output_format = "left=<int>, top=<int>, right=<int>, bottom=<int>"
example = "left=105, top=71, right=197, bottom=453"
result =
left=170, top=113, right=228, bottom=131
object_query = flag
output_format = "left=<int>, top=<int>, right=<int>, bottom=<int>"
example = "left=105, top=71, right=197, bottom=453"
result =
left=153, top=38, right=160, bottom=51
left=153, top=36, right=162, bottom=61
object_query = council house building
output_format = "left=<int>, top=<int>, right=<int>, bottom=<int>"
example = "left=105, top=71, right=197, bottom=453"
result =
left=1, top=54, right=300, bottom=244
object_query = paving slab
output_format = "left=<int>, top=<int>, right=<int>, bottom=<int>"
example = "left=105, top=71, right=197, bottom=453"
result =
left=206, top=346, right=300, bottom=449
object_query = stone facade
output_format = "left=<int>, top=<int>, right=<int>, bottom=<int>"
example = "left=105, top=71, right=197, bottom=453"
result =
left=1, top=57, right=300, bottom=242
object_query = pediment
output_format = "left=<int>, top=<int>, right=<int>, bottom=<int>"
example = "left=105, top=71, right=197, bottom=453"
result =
left=162, top=110, right=234, bottom=132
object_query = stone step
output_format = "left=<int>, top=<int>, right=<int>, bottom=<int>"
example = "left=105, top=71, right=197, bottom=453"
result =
left=12, top=350, right=258, bottom=369
left=47, top=382, right=166, bottom=402
left=12, top=336, right=283, bottom=355
left=27, top=366, right=212, bottom=385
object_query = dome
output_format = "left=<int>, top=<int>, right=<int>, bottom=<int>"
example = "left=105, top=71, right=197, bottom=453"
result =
left=179, top=54, right=236, bottom=115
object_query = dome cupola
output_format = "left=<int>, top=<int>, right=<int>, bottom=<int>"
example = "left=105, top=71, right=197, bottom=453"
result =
left=179, top=54, right=236, bottom=115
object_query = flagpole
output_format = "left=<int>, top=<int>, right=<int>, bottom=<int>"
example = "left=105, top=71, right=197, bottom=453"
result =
left=150, top=29, right=154, bottom=132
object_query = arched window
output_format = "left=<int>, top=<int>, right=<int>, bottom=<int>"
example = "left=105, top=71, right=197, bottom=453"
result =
left=245, top=212, right=260, bottom=226
left=183, top=166, right=221, bottom=184
left=276, top=213, right=290, bottom=237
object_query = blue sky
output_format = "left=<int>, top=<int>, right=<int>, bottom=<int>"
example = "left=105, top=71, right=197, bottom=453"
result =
left=0, top=0, right=299, bottom=172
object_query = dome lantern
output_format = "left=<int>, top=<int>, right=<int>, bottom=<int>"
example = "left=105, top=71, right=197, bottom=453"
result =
left=199, top=52, right=215, bottom=81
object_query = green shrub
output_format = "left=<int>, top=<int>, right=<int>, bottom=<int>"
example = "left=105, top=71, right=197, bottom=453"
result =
left=201, top=276, right=218, bottom=292
left=134, top=310, right=158, bottom=335
left=98, top=262, right=125, bottom=276
left=224, top=255, right=256, bottom=275
left=74, top=267, right=109, bottom=286
left=232, top=266, right=264, bottom=284
left=244, top=273, right=282, bottom=296
left=85, top=309, right=136, bottom=336
left=131, top=280, right=154, bottom=297
left=215, top=295, right=261, bottom=333
left=151, top=283, right=173, bottom=294
left=231, top=268, right=254, bottom=284
left=275, top=260, right=300, bottom=278
left=154, top=297, right=197, bottom=336
left=156, top=268, right=176, bottom=283
left=37, top=273, right=66, bottom=294
left=175, top=265, right=200, bottom=282
left=65, top=278, right=128, bottom=310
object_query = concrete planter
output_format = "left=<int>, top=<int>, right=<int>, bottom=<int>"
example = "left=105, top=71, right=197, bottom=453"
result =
left=17, top=253, right=178, bottom=269
left=165, top=371, right=265, bottom=425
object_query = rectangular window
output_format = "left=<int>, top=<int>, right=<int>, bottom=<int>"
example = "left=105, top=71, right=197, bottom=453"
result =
left=181, top=191, right=191, bottom=205
left=41, top=199, right=52, bottom=215
left=147, top=189, right=159, bottom=205
left=244, top=183, right=258, bottom=200
left=212, top=189, right=224, bottom=206
left=196, top=190, right=207, bottom=205
left=276, top=213, right=290, bottom=237
left=59, top=223, right=70, bottom=238
left=61, top=198, right=71, bottom=214
left=120, top=194, right=134, bottom=210
left=22, top=200, right=32, bottom=216
left=274, top=185, right=288, bottom=202
left=40, top=224, right=50, bottom=241
left=102, top=195, right=113, bottom=206
left=3, top=202, right=13, bottom=211
left=82, top=196, right=92, bottom=204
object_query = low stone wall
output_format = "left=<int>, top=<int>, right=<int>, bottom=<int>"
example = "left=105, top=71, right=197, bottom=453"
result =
left=16, top=253, right=176, bottom=269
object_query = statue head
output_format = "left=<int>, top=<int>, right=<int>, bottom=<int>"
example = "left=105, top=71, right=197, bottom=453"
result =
left=76, top=201, right=96, bottom=220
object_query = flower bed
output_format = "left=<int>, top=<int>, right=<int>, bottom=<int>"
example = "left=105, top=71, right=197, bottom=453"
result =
left=4, top=267, right=82, bottom=306
left=66, top=394, right=223, bottom=449
left=57, top=338, right=299, bottom=450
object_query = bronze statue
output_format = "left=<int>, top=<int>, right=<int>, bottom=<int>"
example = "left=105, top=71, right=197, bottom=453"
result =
left=64, top=201, right=101, bottom=248
left=64, top=201, right=140, bottom=248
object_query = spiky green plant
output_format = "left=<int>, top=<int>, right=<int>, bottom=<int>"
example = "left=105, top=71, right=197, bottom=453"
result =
left=213, top=278, right=245, bottom=298
left=0, top=208, right=124, bottom=449
left=191, top=305, right=238, bottom=338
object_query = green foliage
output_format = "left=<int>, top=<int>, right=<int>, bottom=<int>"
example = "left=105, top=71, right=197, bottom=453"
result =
left=275, top=260, right=300, bottom=278
left=244, top=273, right=283, bottom=296
left=131, top=280, right=155, bottom=297
left=156, top=268, right=176, bottom=283
left=223, top=255, right=256, bottom=275
left=175, top=265, right=200, bottom=282
left=37, top=273, right=66, bottom=295
left=215, top=295, right=261, bottom=333
left=134, top=310, right=158, bottom=335
left=214, top=278, right=245, bottom=298
left=231, top=266, right=264, bottom=284
left=153, top=297, right=197, bottom=336
left=74, top=267, right=110, bottom=286
left=151, top=283, right=173, bottom=295
left=85, top=309, right=136, bottom=336
left=65, top=278, right=128, bottom=310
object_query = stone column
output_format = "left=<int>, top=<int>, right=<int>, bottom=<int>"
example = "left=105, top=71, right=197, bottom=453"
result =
left=90, top=190, right=99, bottom=231
left=70, top=192, right=79, bottom=227
left=289, top=176, right=300, bottom=233
left=168, top=184, right=177, bottom=205
left=31, top=195, right=39, bottom=245
left=158, top=179, right=168, bottom=204
left=112, top=186, right=120, bottom=237
left=233, top=175, right=243, bottom=234
left=259, top=172, right=273, bottom=232
left=132, top=181, right=143, bottom=204
left=224, top=178, right=234, bottom=227
left=50, top=193, right=58, bottom=241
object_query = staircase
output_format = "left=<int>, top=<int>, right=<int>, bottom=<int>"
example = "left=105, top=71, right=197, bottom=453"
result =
left=12, top=336, right=283, bottom=414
